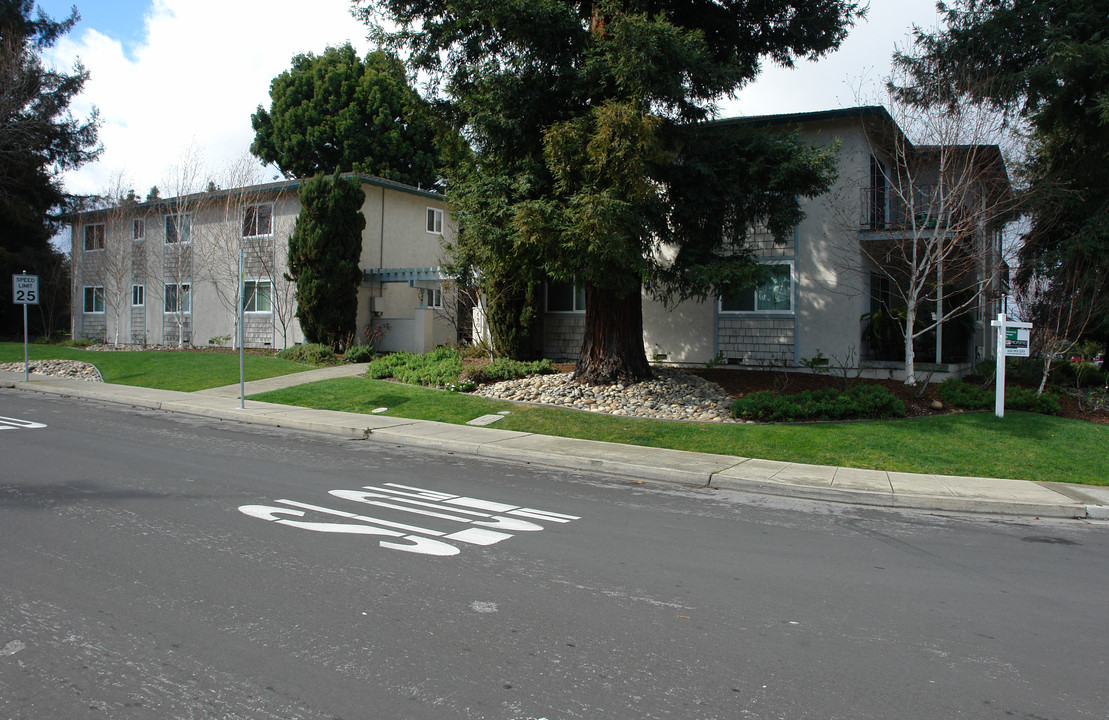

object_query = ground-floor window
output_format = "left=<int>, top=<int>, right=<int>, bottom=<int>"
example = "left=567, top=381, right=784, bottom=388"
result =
left=720, top=262, right=793, bottom=313
left=426, top=287, right=443, bottom=309
left=164, top=283, right=191, bottom=314
left=547, top=277, right=586, bottom=313
left=243, top=279, right=272, bottom=313
left=83, top=286, right=104, bottom=313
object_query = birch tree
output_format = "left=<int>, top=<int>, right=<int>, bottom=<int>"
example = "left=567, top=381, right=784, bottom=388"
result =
left=849, top=80, right=1020, bottom=384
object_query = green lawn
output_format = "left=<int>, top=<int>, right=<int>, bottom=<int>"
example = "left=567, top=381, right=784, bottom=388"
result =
left=251, top=376, right=1109, bottom=486
left=6, top=342, right=1105, bottom=484
left=0, top=342, right=310, bottom=391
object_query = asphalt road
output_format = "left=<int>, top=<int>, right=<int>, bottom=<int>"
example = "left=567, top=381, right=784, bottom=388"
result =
left=1, top=389, right=1106, bottom=720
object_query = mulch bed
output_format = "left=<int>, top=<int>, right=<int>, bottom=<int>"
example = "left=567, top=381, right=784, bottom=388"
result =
left=528, top=360, right=1108, bottom=424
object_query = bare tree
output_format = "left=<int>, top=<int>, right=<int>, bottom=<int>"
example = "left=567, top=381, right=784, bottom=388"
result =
left=159, top=148, right=205, bottom=348
left=1013, top=265, right=1104, bottom=394
left=824, top=77, right=1021, bottom=384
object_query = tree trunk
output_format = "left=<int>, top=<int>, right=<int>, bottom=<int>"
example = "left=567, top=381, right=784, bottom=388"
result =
left=903, top=298, right=916, bottom=385
left=574, top=282, right=652, bottom=385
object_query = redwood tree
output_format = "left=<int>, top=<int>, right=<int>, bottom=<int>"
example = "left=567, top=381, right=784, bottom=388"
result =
left=359, top=0, right=861, bottom=383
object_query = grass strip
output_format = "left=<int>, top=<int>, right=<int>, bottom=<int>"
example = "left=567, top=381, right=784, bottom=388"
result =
left=0, top=342, right=310, bottom=392
left=251, top=376, right=1109, bottom=486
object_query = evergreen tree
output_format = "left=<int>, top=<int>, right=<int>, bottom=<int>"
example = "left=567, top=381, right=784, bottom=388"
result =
left=359, top=0, right=861, bottom=383
left=0, top=0, right=99, bottom=336
left=892, top=0, right=1109, bottom=344
left=286, top=174, right=366, bottom=351
left=251, top=44, right=454, bottom=190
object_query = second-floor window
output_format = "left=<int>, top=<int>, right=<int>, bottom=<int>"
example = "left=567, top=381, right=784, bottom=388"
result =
left=242, top=204, right=273, bottom=238
left=133, top=218, right=145, bottom=240
left=132, top=284, right=145, bottom=307
left=165, top=213, right=191, bottom=244
left=84, top=224, right=105, bottom=251
left=426, top=207, right=443, bottom=234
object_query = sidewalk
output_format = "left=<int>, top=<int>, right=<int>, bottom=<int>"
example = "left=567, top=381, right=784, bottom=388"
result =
left=3, top=368, right=1106, bottom=520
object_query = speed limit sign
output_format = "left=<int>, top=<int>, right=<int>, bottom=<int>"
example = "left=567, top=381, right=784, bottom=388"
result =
left=12, top=274, right=38, bottom=305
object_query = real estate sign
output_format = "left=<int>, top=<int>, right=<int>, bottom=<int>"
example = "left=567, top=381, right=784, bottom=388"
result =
left=1003, top=326, right=1030, bottom=357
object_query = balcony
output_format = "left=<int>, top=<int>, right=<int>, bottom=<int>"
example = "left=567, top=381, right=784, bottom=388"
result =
left=860, top=185, right=967, bottom=234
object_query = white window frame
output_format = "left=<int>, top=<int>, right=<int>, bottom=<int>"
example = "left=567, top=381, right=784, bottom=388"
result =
left=83, top=285, right=105, bottom=314
left=546, top=276, right=586, bottom=314
left=426, top=207, right=444, bottom=234
left=83, top=223, right=105, bottom=251
left=132, top=284, right=145, bottom=307
left=164, top=282, right=191, bottom=314
left=426, top=287, right=443, bottom=309
left=132, top=218, right=145, bottom=240
left=719, top=261, right=794, bottom=315
left=242, top=203, right=274, bottom=239
left=242, top=278, right=273, bottom=314
left=164, top=213, right=191, bottom=244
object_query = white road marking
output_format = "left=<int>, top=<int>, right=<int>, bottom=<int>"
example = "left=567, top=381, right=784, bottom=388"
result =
left=237, top=484, right=581, bottom=558
left=0, top=416, right=47, bottom=431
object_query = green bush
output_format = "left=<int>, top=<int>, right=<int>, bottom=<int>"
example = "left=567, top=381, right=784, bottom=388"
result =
left=937, top=377, right=992, bottom=410
left=366, top=347, right=463, bottom=387
left=731, top=384, right=906, bottom=422
left=1051, top=361, right=1107, bottom=388
left=276, top=343, right=339, bottom=366
left=937, top=378, right=1061, bottom=414
left=464, top=357, right=555, bottom=384
left=343, top=343, right=378, bottom=364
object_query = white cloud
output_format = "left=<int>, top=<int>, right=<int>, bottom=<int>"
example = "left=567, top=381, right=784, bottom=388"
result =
left=48, top=0, right=374, bottom=196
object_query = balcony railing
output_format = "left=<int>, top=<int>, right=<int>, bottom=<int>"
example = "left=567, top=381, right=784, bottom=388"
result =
left=861, top=185, right=965, bottom=233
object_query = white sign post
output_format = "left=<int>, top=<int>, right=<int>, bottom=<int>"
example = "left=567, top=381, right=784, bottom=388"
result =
left=990, top=313, right=1033, bottom=418
left=12, top=274, right=39, bottom=381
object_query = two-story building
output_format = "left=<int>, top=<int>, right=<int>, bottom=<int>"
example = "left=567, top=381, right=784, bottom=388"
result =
left=539, top=106, right=1011, bottom=379
left=69, top=174, right=458, bottom=352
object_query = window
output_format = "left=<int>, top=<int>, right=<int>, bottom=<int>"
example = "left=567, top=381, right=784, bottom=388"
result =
left=867, top=156, right=888, bottom=230
left=132, top=284, right=145, bottom=307
left=426, top=288, right=443, bottom=309
left=869, top=272, right=892, bottom=315
left=165, top=213, right=191, bottom=244
left=132, top=219, right=145, bottom=240
left=164, top=283, right=191, bottom=314
left=426, top=207, right=443, bottom=234
left=84, top=224, right=105, bottom=251
left=547, top=277, right=586, bottom=313
left=242, top=279, right=272, bottom=313
left=242, top=204, right=273, bottom=238
left=82, top=286, right=104, bottom=313
left=720, top=263, right=793, bottom=313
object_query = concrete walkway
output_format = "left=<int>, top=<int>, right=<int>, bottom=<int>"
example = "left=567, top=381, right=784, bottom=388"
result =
left=3, top=368, right=1106, bottom=520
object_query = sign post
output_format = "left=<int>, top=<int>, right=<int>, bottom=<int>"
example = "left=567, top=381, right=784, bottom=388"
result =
left=990, top=313, right=1032, bottom=418
left=12, top=274, right=39, bottom=381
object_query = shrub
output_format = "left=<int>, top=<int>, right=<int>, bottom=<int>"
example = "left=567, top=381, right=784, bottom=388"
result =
left=937, top=377, right=991, bottom=410
left=366, top=347, right=463, bottom=387
left=276, top=343, right=339, bottom=366
left=731, top=384, right=905, bottom=422
left=343, top=343, right=378, bottom=364
left=937, top=378, right=1061, bottom=415
left=1051, top=361, right=1107, bottom=388
left=464, top=357, right=555, bottom=384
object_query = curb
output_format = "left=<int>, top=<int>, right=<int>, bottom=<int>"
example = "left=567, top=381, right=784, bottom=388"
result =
left=5, top=377, right=1096, bottom=520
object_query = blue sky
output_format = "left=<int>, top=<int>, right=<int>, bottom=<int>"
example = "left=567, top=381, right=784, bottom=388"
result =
left=37, top=0, right=149, bottom=57
left=40, top=0, right=944, bottom=198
